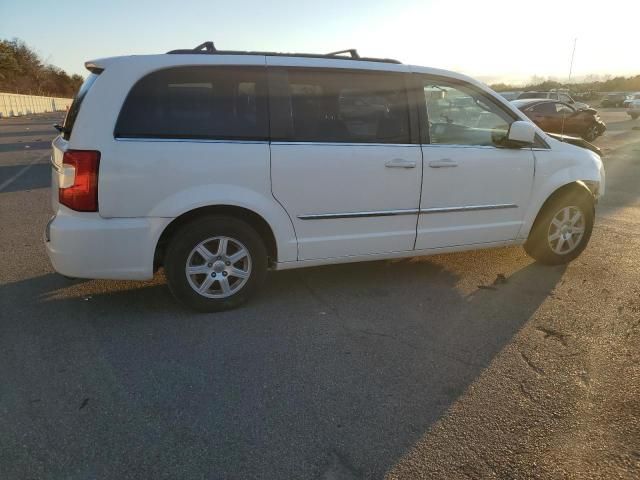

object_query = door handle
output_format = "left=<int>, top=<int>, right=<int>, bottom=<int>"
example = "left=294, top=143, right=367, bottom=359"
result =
left=429, top=159, right=458, bottom=168
left=385, top=158, right=416, bottom=168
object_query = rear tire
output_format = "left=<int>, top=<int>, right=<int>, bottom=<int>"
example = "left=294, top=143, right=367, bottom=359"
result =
left=164, top=215, right=268, bottom=312
left=524, top=189, right=594, bottom=265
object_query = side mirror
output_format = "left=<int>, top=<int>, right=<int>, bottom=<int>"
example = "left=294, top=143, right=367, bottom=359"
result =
left=506, top=120, right=536, bottom=147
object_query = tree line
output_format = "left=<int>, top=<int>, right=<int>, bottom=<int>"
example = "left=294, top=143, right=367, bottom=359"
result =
left=0, top=39, right=83, bottom=97
left=2, top=37, right=637, bottom=98
left=490, top=74, right=640, bottom=95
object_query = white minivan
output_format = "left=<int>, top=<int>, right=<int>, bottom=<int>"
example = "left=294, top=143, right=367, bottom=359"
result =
left=46, top=42, right=605, bottom=311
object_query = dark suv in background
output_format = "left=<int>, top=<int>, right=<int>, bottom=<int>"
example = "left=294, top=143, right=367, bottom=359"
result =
left=600, top=93, right=627, bottom=108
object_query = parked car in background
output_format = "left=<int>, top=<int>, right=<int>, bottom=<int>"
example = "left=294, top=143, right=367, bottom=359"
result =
left=513, top=99, right=606, bottom=141
left=600, top=92, right=627, bottom=108
left=574, top=90, right=599, bottom=102
left=516, top=91, right=589, bottom=110
left=627, top=99, right=640, bottom=120
left=623, top=92, right=640, bottom=108
left=46, top=42, right=605, bottom=311
left=498, top=91, right=522, bottom=101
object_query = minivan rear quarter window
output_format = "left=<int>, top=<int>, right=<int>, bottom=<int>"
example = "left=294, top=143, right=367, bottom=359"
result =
left=270, top=68, right=411, bottom=144
left=114, top=67, right=268, bottom=140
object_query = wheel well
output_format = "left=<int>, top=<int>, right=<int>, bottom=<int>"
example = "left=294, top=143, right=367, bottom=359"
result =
left=154, top=206, right=278, bottom=270
left=530, top=181, right=594, bottom=232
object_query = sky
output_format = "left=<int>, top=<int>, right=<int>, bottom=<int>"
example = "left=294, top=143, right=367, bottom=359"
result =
left=1, top=0, right=637, bottom=85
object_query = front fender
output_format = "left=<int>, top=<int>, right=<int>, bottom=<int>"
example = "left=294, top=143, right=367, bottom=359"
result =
left=519, top=146, right=603, bottom=239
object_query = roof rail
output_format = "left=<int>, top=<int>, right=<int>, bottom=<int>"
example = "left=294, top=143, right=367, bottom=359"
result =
left=326, top=49, right=360, bottom=59
left=167, top=41, right=216, bottom=54
left=165, top=42, right=401, bottom=64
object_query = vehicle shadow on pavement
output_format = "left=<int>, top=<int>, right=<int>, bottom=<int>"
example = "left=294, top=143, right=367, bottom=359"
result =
left=0, top=141, right=52, bottom=154
left=1, top=253, right=565, bottom=478
left=0, top=163, right=50, bottom=193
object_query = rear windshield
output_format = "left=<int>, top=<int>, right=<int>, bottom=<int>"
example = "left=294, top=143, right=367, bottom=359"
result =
left=62, top=73, right=98, bottom=140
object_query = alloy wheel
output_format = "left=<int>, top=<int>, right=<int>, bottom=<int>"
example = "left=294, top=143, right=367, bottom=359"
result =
left=185, top=236, right=252, bottom=298
left=547, top=206, right=585, bottom=255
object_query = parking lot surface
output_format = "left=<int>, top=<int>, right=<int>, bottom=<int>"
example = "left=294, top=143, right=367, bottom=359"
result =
left=1, top=111, right=639, bottom=479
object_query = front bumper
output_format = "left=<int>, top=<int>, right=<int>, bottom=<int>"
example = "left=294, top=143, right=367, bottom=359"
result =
left=45, top=207, right=171, bottom=280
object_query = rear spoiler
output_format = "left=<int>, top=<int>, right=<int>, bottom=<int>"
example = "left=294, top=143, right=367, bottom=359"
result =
left=84, top=61, right=104, bottom=74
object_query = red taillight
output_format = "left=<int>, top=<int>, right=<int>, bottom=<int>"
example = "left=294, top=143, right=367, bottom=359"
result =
left=58, top=150, right=100, bottom=212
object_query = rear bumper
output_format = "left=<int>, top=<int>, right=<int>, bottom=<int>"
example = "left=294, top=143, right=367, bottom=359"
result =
left=45, top=207, right=171, bottom=280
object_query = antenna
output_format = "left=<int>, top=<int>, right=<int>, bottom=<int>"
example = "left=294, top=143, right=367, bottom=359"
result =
left=568, top=38, right=577, bottom=83
left=561, top=38, right=577, bottom=137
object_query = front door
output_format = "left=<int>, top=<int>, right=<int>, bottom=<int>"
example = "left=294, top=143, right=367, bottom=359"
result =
left=415, top=75, right=535, bottom=249
left=268, top=64, right=422, bottom=260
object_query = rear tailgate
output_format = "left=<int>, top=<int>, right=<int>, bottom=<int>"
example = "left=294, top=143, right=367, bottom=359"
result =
left=50, top=73, right=99, bottom=211
left=50, top=135, right=68, bottom=210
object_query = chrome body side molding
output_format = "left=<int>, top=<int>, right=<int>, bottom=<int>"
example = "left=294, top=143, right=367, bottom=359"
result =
left=419, top=204, right=518, bottom=214
left=297, top=204, right=517, bottom=220
left=298, top=209, right=419, bottom=220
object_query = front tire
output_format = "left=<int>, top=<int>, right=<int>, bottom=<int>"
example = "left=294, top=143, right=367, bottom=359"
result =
left=164, top=215, right=268, bottom=312
left=524, top=190, right=594, bottom=265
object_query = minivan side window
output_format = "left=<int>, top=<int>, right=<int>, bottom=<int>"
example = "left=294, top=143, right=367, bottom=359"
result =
left=420, top=78, right=515, bottom=147
left=269, top=68, right=412, bottom=144
left=115, top=67, right=268, bottom=140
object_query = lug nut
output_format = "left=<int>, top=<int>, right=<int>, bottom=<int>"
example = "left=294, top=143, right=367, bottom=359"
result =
left=211, top=272, right=216, bottom=277
left=222, top=271, right=227, bottom=277
left=225, top=261, right=230, bottom=266
left=207, top=263, right=213, bottom=267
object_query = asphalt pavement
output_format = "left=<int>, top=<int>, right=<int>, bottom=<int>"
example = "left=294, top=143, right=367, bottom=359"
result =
left=0, top=111, right=638, bottom=479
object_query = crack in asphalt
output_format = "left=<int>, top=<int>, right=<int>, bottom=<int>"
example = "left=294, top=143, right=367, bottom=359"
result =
left=535, top=327, right=569, bottom=347
left=520, top=351, right=546, bottom=376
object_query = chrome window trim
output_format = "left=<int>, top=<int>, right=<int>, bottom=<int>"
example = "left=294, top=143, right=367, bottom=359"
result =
left=115, top=138, right=420, bottom=147
left=421, top=143, right=549, bottom=151
left=421, top=143, right=500, bottom=150
left=271, top=142, right=420, bottom=147
left=114, top=137, right=269, bottom=145
left=298, top=204, right=517, bottom=220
